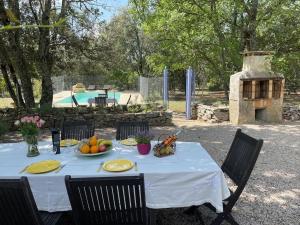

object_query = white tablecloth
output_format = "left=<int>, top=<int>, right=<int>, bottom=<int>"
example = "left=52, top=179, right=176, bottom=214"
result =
left=0, top=140, right=230, bottom=212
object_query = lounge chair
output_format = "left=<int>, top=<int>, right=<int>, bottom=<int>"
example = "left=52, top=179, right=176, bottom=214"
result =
left=72, top=83, right=86, bottom=93
left=71, top=95, right=86, bottom=107
left=86, top=85, right=96, bottom=90
left=117, top=94, right=131, bottom=110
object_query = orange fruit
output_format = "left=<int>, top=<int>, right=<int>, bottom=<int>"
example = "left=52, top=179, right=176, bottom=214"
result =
left=89, top=136, right=97, bottom=146
left=90, top=145, right=99, bottom=154
left=80, top=144, right=90, bottom=154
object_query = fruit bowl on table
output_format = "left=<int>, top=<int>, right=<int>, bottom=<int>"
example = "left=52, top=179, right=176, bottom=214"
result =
left=75, top=147, right=113, bottom=157
left=153, top=143, right=176, bottom=157
left=76, top=136, right=113, bottom=157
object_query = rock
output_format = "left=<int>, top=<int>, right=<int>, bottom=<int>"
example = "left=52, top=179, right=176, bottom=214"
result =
left=195, top=104, right=229, bottom=123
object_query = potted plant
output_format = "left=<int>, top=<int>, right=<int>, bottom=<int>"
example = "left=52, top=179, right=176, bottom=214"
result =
left=135, top=131, right=154, bottom=155
left=15, top=115, right=45, bottom=157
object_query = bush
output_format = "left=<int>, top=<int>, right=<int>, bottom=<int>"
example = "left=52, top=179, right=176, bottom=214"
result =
left=0, top=120, right=9, bottom=137
left=127, top=104, right=143, bottom=113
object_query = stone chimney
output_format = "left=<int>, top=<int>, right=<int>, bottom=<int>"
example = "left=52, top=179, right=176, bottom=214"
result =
left=229, top=51, right=285, bottom=124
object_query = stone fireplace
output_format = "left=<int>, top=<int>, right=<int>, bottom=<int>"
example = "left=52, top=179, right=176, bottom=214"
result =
left=229, top=51, right=284, bottom=124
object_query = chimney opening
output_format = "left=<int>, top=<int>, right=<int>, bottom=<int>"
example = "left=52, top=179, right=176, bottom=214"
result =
left=255, top=108, right=266, bottom=121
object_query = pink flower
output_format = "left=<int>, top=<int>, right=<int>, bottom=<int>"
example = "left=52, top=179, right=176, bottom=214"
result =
left=34, top=115, right=39, bottom=121
left=39, top=119, right=45, bottom=125
left=21, top=117, right=27, bottom=123
left=36, top=121, right=42, bottom=128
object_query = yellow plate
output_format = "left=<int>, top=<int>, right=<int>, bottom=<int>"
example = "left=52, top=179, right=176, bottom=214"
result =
left=120, top=138, right=137, bottom=146
left=26, top=160, right=61, bottom=174
left=103, top=159, right=134, bottom=172
left=60, top=139, right=79, bottom=147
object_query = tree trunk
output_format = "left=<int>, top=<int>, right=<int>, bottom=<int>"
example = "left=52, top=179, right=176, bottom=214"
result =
left=241, top=0, right=259, bottom=50
left=38, top=0, right=53, bottom=107
left=0, top=0, right=35, bottom=107
left=8, top=64, right=25, bottom=107
left=0, top=35, right=26, bottom=107
left=0, top=64, right=18, bottom=106
left=210, top=0, right=229, bottom=98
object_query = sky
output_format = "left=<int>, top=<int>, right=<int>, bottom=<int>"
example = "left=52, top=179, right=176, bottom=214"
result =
left=100, top=0, right=129, bottom=21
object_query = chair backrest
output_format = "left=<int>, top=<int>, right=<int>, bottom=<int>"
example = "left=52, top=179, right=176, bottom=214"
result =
left=95, top=96, right=107, bottom=107
left=222, top=129, right=263, bottom=187
left=98, top=93, right=108, bottom=98
left=126, top=95, right=132, bottom=105
left=65, top=174, right=148, bottom=225
left=61, top=120, right=95, bottom=140
left=116, top=121, right=149, bottom=140
left=71, top=95, right=79, bottom=106
left=0, top=177, right=43, bottom=225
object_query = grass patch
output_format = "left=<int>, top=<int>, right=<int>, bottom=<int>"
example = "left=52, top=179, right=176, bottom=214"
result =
left=0, top=98, right=13, bottom=108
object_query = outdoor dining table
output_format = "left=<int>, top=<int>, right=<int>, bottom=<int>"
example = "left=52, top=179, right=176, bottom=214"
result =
left=0, top=140, right=230, bottom=213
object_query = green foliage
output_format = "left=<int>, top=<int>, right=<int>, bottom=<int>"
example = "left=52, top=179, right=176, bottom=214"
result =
left=0, top=77, right=6, bottom=97
left=127, top=104, right=143, bottom=113
left=135, top=131, right=154, bottom=144
left=130, top=0, right=300, bottom=92
left=19, top=123, right=39, bottom=137
left=0, top=120, right=8, bottom=137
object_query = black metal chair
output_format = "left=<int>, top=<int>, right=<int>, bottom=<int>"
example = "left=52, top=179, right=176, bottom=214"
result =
left=65, top=174, right=153, bottom=225
left=61, top=119, right=95, bottom=140
left=0, top=177, right=63, bottom=225
left=116, top=121, right=149, bottom=140
left=95, top=96, right=107, bottom=107
left=186, top=129, right=263, bottom=225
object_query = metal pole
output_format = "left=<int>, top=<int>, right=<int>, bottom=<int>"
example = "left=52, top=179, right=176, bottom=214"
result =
left=163, top=66, right=169, bottom=108
left=186, top=67, right=193, bottom=120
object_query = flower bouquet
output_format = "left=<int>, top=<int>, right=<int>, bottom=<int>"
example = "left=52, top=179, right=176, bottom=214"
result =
left=135, top=131, right=154, bottom=155
left=15, top=116, right=45, bottom=157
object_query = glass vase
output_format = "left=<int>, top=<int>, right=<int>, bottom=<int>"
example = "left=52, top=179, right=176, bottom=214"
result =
left=24, top=135, right=40, bottom=157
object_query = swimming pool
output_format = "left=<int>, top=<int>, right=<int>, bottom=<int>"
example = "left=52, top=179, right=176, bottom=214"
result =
left=57, top=91, right=121, bottom=104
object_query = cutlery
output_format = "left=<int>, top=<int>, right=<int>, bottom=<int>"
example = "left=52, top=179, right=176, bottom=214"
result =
left=134, top=162, right=138, bottom=171
left=19, top=165, right=29, bottom=174
left=97, top=162, right=104, bottom=172
left=55, top=164, right=66, bottom=173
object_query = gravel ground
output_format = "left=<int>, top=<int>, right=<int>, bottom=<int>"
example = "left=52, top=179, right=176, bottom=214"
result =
left=2, top=118, right=299, bottom=225
left=147, top=118, right=300, bottom=225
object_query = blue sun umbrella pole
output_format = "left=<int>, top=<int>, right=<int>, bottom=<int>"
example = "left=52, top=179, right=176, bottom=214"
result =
left=186, top=66, right=193, bottom=120
left=163, top=66, right=169, bottom=108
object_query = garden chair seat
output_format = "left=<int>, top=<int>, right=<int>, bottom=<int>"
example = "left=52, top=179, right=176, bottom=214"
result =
left=185, top=129, right=263, bottom=225
left=65, top=174, right=154, bottom=225
left=0, top=177, right=64, bottom=225
left=61, top=119, right=95, bottom=140
left=40, top=212, right=64, bottom=225
left=116, top=121, right=149, bottom=140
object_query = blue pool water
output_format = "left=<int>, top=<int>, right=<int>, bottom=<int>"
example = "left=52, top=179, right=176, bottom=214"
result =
left=57, top=91, right=121, bottom=104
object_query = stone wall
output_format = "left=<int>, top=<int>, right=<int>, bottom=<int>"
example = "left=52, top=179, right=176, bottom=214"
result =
left=193, top=103, right=300, bottom=123
left=283, top=105, right=300, bottom=121
left=0, top=108, right=173, bottom=130
left=195, top=104, right=229, bottom=123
